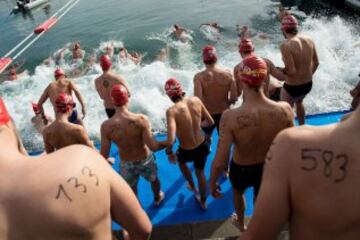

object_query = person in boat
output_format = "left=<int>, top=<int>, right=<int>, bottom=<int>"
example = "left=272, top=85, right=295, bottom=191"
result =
left=95, top=55, right=130, bottom=119
left=210, top=55, right=294, bottom=232
left=42, top=93, right=94, bottom=153
left=100, top=84, right=167, bottom=206
left=0, top=97, right=152, bottom=240
left=279, top=15, right=319, bottom=125
left=31, top=102, right=53, bottom=134
left=37, top=68, right=86, bottom=126
left=164, top=78, right=214, bottom=210
left=236, top=38, right=286, bottom=100
left=194, top=45, right=237, bottom=177
left=241, top=77, right=360, bottom=240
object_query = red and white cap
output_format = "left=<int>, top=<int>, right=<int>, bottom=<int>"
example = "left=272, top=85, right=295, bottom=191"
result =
left=100, top=55, right=112, bottom=71
left=54, top=68, right=65, bottom=79
left=239, top=55, right=268, bottom=87
left=0, top=98, right=10, bottom=125
left=111, top=84, right=129, bottom=107
left=164, top=78, right=183, bottom=98
left=55, top=93, right=74, bottom=113
left=281, top=15, right=298, bottom=31
left=202, top=45, right=218, bottom=63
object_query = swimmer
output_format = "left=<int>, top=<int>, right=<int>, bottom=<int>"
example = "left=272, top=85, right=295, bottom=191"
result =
left=129, top=52, right=142, bottom=65
left=236, top=38, right=286, bottom=100
left=37, top=68, right=86, bottom=126
left=194, top=45, right=237, bottom=178
left=72, top=41, right=84, bottom=60
left=100, top=84, right=167, bottom=205
left=279, top=15, right=319, bottom=125
left=156, top=48, right=168, bottom=62
left=278, top=4, right=290, bottom=21
left=200, top=22, right=221, bottom=31
left=42, top=93, right=94, bottom=153
left=31, top=102, right=53, bottom=134
left=0, top=97, right=152, bottom=240
left=242, top=78, right=360, bottom=240
left=95, top=55, right=130, bottom=118
left=237, top=25, right=268, bottom=41
left=173, top=24, right=188, bottom=41
left=119, top=47, right=142, bottom=65
left=165, top=78, right=215, bottom=210
left=210, top=55, right=294, bottom=232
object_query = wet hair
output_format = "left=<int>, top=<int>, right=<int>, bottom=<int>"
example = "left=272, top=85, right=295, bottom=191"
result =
left=284, top=28, right=298, bottom=35
left=170, top=92, right=185, bottom=102
left=203, top=59, right=217, bottom=65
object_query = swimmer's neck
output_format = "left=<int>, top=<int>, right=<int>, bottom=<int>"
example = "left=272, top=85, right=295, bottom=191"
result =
left=205, top=64, right=216, bottom=70
left=114, top=105, right=129, bottom=115
left=243, top=87, right=266, bottom=103
left=55, top=112, right=70, bottom=122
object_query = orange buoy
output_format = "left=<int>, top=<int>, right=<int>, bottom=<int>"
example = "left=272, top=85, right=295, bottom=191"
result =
left=34, top=17, right=58, bottom=34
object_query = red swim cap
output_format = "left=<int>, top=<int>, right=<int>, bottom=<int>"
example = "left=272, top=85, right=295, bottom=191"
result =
left=202, top=45, right=218, bottom=63
left=165, top=78, right=183, bottom=98
left=281, top=15, right=298, bottom=31
left=32, top=102, right=40, bottom=114
left=100, top=55, right=112, bottom=71
left=111, top=84, right=129, bottom=107
left=239, top=38, right=254, bottom=53
left=54, top=68, right=65, bottom=79
left=0, top=98, right=10, bottom=125
left=239, top=55, right=268, bottom=87
left=55, top=93, right=74, bottom=113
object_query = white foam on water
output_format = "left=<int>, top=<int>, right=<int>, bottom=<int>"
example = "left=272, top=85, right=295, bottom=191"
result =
left=1, top=15, right=360, bottom=150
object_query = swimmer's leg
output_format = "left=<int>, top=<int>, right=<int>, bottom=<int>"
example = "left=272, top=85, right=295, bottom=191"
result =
left=295, top=101, right=305, bottom=125
left=233, top=189, right=246, bottom=232
left=280, top=88, right=295, bottom=107
left=195, top=168, right=207, bottom=209
left=178, top=162, right=196, bottom=191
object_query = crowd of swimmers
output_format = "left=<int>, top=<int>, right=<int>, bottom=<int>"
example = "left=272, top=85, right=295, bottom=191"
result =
left=1, top=10, right=360, bottom=240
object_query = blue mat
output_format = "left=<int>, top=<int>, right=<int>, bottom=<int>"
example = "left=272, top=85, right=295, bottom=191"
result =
left=28, top=110, right=349, bottom=228
left=107, top=110, right=349, bottom=229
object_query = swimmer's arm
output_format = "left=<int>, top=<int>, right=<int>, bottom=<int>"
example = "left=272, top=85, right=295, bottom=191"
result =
left=109, top=168, right=152, bottom=240
left=70, top=81, right=86, bottom=116
left=210, top=112, right=232, bottom=191
left=94, top=79, right=105, bottom=100
left=242, top=134, right=291, bottom=240
left=234, top=65, right=243, bottom=97
left=267, top=60, right=286, bottom=81
left=193, top=75, right=203, bottom=101
left=100, top=123, right=111, bottom=159
left=37, top=86, right=49, bottom=117
left=199, top=99, right=214, bottom=128
left=142, top=116, right=167, bottom=151
left=280, top=44, right=296, bottom=76
left=165, top=109, right=176, bottom=154
left=229, top=74, right=238, bottom=104
left=312, top=45, right=319, bottom=74
left=77, top=127, right=95, bottom=149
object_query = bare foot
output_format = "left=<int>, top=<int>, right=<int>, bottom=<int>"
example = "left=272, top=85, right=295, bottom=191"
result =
left=195, top=195, right=207, bottom=211
left=154, top=191, right=165, bottom=206
left=231, top=213, right=246, bottom=232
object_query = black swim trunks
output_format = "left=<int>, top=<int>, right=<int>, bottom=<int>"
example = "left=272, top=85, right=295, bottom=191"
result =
left=229, top=161, right=264, bottom=198
left=202, top=113, right=222, bottom=135
left=176, top=140, right=210, bottom=170
left=105, top=108, right=115, bottom=118
left=283, top=81, right=312, bottom=99
left=68, top=109, right=79, bottom=124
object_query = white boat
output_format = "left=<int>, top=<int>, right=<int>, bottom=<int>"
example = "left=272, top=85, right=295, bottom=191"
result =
left=13, top=0, right=49, bottom=13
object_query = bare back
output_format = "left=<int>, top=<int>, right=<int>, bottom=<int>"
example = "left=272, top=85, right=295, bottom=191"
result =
left=281, top=36, right=318, bottom=85
left=46, top=79, right=73, bottom=106
left=167, top=97, right=205, bottom=150
left=226, top=99, right=293, bottom=165
left=95, top=72, right=127, bottom=109
left=43, top=121, right=88, bottom=151
left=194, top=67, right=235, bottom=114
left=101, top=113, right=149, bottom=162
left=245, top=117, right=360, bottom=240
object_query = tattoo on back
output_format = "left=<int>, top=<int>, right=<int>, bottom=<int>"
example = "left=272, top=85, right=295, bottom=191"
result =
left=236, top=113, right=258, bottom=130
left=300, top=148, right=349, bottom=183
left=103, top=80, right=109, bottom=88
left=55, top=166, right=99, bottom=202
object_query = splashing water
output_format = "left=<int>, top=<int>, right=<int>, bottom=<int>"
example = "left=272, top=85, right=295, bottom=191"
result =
left=1, top=14, right=360, bottom=151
